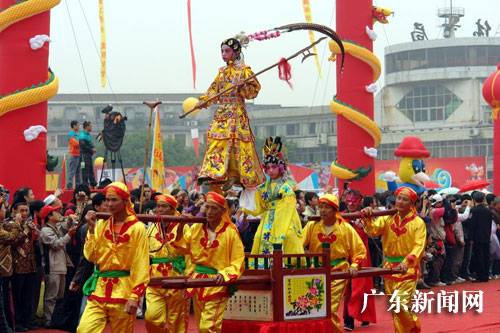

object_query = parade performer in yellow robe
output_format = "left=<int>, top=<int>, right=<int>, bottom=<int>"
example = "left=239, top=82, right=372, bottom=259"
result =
left=241, top=137, right=304, bottom=257
left=186, top=192, right=245, bottom=333
left=196, top=37, right=265, bottom=189
left=361, top=187, right=426, bottom=333
left=77, top=182, right=149, bottom=333
left=145, top=194, right=190, bottom=333
left=302, top=194, right=366, bottom=333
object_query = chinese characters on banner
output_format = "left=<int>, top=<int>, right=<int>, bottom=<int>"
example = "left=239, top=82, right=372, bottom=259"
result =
left=362, top=289, right=483, bottom=314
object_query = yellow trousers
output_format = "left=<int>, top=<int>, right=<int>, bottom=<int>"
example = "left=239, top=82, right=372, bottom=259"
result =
left=145, top=287, right=189, bottom=333
left=193, top=294, right=229, bottom=333
left=385, top=279, right=421, bottom=333
left=331, top=278, right=348, bottom=333
left=77, top=300, right=135, bottom=333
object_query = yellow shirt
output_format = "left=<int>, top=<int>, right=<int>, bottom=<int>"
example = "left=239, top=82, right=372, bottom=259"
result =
left=84, top=216, right=150, bottom=303
left=187, top=217, right=245, bottom=301
left=302, top=217, right=367, bottom=270
left=147, top=222, right=190, bottom=281
left=364, top=211, right=427, bottom=281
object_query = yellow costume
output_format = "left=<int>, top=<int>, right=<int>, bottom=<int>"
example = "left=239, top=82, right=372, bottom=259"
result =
left=363, top=187, right=426, bottom=333
left=302, top=194, right=366, bottom=333
left=198, top=58, right=265, bottom=188
left=187, top=192, right=245, bottom=333
left=77, top=183, right=150, bottom=333
left=145, top=214, right=191, bottom=332
left=243, top=178, right=304, bottom=256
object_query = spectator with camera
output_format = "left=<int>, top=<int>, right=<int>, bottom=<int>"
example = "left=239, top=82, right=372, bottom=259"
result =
left=9, top=201, right=38, bottom=332
left=426, top=193, right=447, bottom=286
left=40, top=205, right=77, bottom=327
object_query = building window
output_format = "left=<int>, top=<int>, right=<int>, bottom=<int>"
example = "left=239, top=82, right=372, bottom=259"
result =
left=396, top=84, right=462, bottom=122
left=286, top=123, right=299, bottom=136
left=308, top=123, right=317, bottom=135
left=266, top=125, right=276, bottom=137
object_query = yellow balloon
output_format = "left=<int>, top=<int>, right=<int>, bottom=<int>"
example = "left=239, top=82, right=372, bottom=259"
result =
left=94, top=156, right=104, bottom=168
left=182, top=97, right=200, bottom=117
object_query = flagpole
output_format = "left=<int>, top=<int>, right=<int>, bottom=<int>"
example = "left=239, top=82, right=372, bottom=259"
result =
left=140, top=101, right=162, bottom=213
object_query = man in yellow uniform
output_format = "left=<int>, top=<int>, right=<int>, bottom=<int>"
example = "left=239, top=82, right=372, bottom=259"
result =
left=187, top=191, right=245, bottom=333
left=302, top=194, right=366, bottom=333
left=145, top=194, right=190, bottom=333
left=77, top=182, right=149, bottom=333
left=361, top=187, right=426, bottom=333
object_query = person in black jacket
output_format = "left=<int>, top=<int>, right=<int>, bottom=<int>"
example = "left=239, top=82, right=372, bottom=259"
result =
left=469, top=192, right=492, bottom=282
left=79, top=121, right=97, bottom=187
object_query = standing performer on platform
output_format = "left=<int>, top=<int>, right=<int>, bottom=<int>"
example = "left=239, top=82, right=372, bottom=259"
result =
left=77, top=182, right=149, bottom=333
left=361, top=187, right=426, bottom=333
left=145, top=194, right=190, bottom=333
left=342, top=189, right=376, bottom=330
left=302, top=194, right=366, bottom=333
left=196, top=37, right=265, bottom=190
left=241, top=137, right=304, bottom=257
left=187, top=192, right=245, bottom=333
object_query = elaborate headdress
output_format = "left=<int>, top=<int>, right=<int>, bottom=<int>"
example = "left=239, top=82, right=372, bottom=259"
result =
left=263, top=136, right=286, bottom=166
left=221, top=37, right=243, bottom=61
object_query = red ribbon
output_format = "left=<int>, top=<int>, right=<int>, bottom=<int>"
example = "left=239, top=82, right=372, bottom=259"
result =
left=278, top=57, right=293, bottom=89
left=187, top=0, right=197, bottom=89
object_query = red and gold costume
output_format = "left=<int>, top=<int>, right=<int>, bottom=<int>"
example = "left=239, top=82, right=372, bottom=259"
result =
left=186, top=192, right=245, bottom=333
left=302, top=194, right=366, bottom=333
left=363, top=187, right=426, bottom=333
left=198, top=38, right=265, bottom=188
left=77, top=182, right=149, bottom=333
left=343, top=190, right=376, bottom=325
left=145, top=194, right=190, bottom=333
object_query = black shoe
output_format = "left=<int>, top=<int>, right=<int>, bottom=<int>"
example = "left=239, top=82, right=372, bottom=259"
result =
left=26, top=322, right=40, bottom=330
left=361, top=321, right=369, bottom=327
left=15, top=326, right=28, bottom=332
left=344, top=317, right=354, bottom=331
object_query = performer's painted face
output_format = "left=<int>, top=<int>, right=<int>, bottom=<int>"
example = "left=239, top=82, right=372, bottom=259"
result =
left=345, top=191, right=362, bottom=213
left=221, top=45, right=236, bottom=62
left=265, top=163, right=282, bottom=180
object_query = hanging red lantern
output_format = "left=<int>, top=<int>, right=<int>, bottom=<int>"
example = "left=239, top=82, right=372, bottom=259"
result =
left=482, top=63, right=500, bottom=120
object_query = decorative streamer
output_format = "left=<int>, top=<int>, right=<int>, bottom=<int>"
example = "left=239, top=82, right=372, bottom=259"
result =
left=99, top=0, right=107, bottom=87
left=302, top=0, right=322, bottom=78
left=187, top=0, right=197, bottom=89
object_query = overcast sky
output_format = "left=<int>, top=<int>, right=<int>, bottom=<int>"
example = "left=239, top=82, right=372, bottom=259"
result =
left=49, top=0, right=498, bottom=106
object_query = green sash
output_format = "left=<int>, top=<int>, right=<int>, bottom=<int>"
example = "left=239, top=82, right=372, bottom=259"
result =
left=194, top=265, right=237, bottom=296
left=82, top=266, right=130, bottom=296
left=151, top=256, right=186, bottom=274
left=385, top=255, right=405, bottom=263
left=330, top=257, right=347, bottom=267
left=194, top=264, right=218, bottom=275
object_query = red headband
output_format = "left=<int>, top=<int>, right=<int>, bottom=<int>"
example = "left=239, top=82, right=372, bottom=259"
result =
left=206, top=191, right=226, bottom=208
left=395, top=187, right=418, bottom=203
left=104, top=183, right=130, bottom=200
left=156, top=194, right=178, bottom=208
